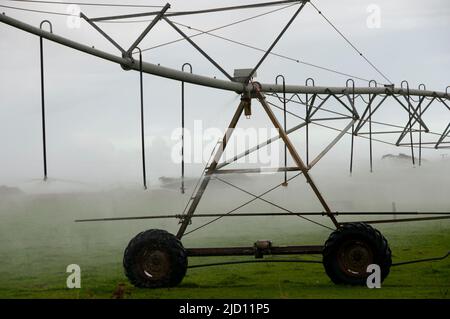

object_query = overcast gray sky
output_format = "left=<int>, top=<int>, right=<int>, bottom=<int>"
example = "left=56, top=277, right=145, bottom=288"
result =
left=0, top=0, right=449, bottom=190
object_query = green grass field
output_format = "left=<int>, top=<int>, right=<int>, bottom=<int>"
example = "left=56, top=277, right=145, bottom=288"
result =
left=0, top=187, right=448, bottom=299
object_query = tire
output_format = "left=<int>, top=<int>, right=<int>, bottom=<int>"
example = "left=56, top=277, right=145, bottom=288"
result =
left=323, top=222, right=391, bottom=285
left=123, top=229, right=188, bottom=288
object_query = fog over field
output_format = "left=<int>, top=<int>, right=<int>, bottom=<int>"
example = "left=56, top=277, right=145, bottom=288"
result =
left=0, top=0, right=449, bottom=298
left=1, top=156, right=449, bottom=249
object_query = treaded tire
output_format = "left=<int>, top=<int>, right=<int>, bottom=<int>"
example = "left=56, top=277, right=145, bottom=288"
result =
left=323, top=222, right=391, bottom=285
left=123, top=229, right=187, bottom=288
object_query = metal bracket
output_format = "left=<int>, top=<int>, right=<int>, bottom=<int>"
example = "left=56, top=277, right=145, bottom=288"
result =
left=254, top=240, right=272, bottom=258
left=39, top=20, right=53, bottom=33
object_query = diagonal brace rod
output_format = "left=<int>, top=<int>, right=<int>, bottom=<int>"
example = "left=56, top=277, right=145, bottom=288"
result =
left=246, top=1, right=307, bottom=82
left=395, top=95, right=426, bottom=145
left=90, top=1, right=304, bottom=22
left=435, top=122, right=450, bottom=148
left=308, top=119, right=356, bottom=168
left=215, top=176, right=334, bottom=231
left=216, top=121, right=307, bottom=170
left=256, top=92, right=339, bottom=227
left=308, top=94, right=331, bottom=119
left=176, top=101, right=245, bottom=238
left=392, top=94, right=429, bottom=132
left=127, top=3, right=170, bottom=56
left=164, top=17, right=233, bottom=81
left=80, top=13, right=126, bottom=54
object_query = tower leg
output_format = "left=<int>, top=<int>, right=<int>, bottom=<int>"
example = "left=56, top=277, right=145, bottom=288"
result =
left=176, top=100, right=245, bottom=239
left=256, top=92, right=339, bottom=228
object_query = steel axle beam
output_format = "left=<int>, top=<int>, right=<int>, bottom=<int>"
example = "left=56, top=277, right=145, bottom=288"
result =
left=186, top=245, right=323, bottom=257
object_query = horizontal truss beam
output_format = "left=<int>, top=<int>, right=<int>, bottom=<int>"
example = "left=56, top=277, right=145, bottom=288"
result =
left=90, top=0, right=306, bottom=22
left=213, top=167, right=301, bottom=174
left=75, top=212, right=450, bottom=223
left=345, top=215, right=450, bottom=225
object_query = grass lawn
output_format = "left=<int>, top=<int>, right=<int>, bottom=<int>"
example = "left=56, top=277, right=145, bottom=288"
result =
left=0, top=188, right=449, bottom=299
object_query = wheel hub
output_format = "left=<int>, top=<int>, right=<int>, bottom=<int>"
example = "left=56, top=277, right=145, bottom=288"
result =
left=138, top=249, right=171, bottom=281
left=337, top=240, right=373, bottom=277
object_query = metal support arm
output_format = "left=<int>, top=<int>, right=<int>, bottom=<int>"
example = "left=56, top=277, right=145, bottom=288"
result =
left=2, top=14, right=448, bottom=98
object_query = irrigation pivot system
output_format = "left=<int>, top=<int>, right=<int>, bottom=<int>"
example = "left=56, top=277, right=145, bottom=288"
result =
left=1, top=0, right=450, bottom=288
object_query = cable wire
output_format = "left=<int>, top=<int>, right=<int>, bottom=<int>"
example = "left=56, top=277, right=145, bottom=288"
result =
left=1, top=2, right=379, bottom=84
left=138, top=4, right=296, bottom=51
left=215, top=176, right=334, bottom=230
left=183, top=173, right=303, bottom=236
left=169, top=20, right=374, bottom=83
left=134, top=5, right=376, bottom=83
left=392, top=251, right=449, bottom=267
left=188, top=252, right=450, bottom=269
left=4, top=0, right=163, bottom=8
left=0, top=3, right=71, bottom=16
left=309, top=1, right=393, bottom=84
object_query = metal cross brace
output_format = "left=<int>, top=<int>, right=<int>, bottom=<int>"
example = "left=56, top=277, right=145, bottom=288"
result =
left=81, top=3, right=171, bottom=58
left=163, top=16, right=233, bottom=81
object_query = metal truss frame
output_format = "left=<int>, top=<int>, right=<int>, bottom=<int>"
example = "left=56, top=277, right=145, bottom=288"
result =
left=1, top=3, right=450, bottom=258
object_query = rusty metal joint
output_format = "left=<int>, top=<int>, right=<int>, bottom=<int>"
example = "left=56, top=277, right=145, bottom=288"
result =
left=177, top=214, right=192, bottom=225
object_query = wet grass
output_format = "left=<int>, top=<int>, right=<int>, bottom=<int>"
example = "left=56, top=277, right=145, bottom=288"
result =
left=0, top=190, right=448, bottom=299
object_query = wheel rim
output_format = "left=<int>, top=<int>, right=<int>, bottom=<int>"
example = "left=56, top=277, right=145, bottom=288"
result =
left=137, top=248, right=171, bottom=281
left=337, top=240, right=374, bottom=278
